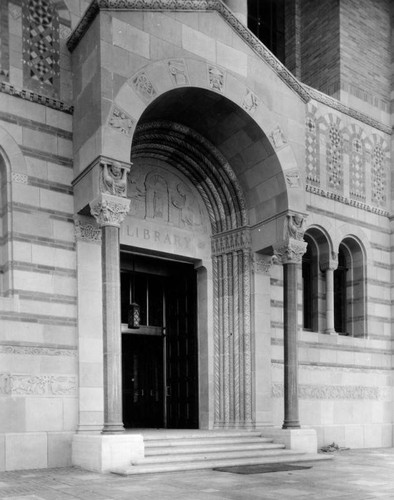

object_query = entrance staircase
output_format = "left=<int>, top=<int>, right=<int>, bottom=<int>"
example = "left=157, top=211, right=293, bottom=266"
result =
left=112, top=430, right=330, bottom=475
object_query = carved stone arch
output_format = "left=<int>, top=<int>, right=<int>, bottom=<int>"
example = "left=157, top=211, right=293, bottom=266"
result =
left=107, top=57, right=306, bottom=217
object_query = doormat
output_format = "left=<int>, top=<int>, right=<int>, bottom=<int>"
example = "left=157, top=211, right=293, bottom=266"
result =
left=213, top=463, right=312, bottom=474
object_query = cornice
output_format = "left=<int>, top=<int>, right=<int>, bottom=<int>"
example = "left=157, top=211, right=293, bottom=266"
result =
left=67, top=0, right=310, bottom=103
left=307, top=86, right=391, bottom=136
left=0, top=81, right=73, bottom=114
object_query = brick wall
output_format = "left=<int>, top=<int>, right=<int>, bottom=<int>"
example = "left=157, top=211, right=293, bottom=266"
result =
left=340, top=0, right=390, bottom=112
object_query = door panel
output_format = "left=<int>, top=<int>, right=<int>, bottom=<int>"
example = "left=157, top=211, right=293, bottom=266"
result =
left=165, top=268, right=198, bottom=429
left=122, top=335, right=163, bottom=428
left=121, top=255, right=198, bottom=429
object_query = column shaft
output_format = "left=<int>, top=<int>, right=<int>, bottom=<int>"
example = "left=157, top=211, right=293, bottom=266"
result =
left=282, top=262, right=300, bottom=429
left=102, top=225, right=124, bottom=433
left=325, top=268, right=336, bottom=334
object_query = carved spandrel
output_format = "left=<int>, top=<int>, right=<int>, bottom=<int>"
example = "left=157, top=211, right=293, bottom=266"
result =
left=127, top=165, right=207, bottom=233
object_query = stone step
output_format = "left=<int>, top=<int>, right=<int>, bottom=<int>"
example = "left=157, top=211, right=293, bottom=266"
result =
left=138, top=445, right=286, bottom=464
left=113, top=452, right=332, bottom=476
left=141, top=430, right=265, bottom=441
left=144, top=435, right=274, bottom=449
left=145, top=441, right=280, bottom=456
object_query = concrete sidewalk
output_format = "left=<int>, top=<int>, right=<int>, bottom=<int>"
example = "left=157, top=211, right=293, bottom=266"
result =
left=0, top=448, right=393, bottom=499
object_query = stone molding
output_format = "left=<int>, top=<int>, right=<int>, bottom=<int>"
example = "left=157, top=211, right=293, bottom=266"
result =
left=0, top=373, right=77, bottom=396
left=306, top=184, right=390, bottom=217
left=0, top=81, right=73, bottom=114
left=0, top=344, right=77, bottom=357
left=74, top=216, right=102, bottom=243
left=66, top=0, right=310, bottom=103
left=272, top=382, right=390, bottom=401
left=90, top=193, right=131, bottom=227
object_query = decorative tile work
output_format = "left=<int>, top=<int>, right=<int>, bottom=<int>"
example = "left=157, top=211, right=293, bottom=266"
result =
left=305, top=107, right=319, bottom=185
left=326, top=119, right=343, bottom=193
left=0, top=0, right=10, bottom=81
left=349, top=136, right=366, bottom=201
left=22, top=0, right=60, bottom=98
left=371, top=143, right=386, bottom=208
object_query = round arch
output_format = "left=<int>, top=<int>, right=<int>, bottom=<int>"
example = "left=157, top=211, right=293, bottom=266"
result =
left=105, top=58, right=306, bottom=221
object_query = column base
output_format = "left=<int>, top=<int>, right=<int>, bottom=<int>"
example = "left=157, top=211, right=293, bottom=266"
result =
left=72, top=434, right=144, bottom=473
left=325, top=329, right=338, bottom=335
left=261, top=427, right=317, bottom=454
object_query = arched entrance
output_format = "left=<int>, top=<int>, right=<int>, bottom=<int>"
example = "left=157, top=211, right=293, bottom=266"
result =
left=119, top=86, right=285, bottom=429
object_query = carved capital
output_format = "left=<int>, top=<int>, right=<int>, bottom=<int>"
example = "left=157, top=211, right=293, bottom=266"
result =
left=89, top=193, right=131, bottom=228
left=273, top=238, right=308, bottom=264
left=320, top=252, right=338, bottom=271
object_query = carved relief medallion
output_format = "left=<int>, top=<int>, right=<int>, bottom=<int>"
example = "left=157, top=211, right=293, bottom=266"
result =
left=168, top=59, right=189, bottom=86
left=208, top=65, right=225, bottom=93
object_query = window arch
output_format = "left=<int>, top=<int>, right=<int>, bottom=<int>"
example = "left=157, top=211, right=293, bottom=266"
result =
left=302, top=228, right=331, bottom=333
left=334, top=238, right=366, bottom=337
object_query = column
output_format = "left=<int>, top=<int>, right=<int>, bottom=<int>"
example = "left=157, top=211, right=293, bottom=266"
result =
left=321, top=258, right=338, bottom=335
left=90, top=191, right=130, bottom=433
left=274, top=216, right=307, bottom=430
left=223, top=0, right=247, bottom=25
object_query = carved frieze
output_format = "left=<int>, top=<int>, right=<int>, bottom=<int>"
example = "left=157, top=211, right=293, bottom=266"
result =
left=74, top=216, right=101, bottom=243
left=0, top=345, right=77, bottom=357
left=108, top=106, right=134, bottom=136
left=272, top=383, right=389, bottom=401
left=168, top=59, right=189, bottom=86
left=253, top=254, right=274, bottom=274
left=211, top=229, right=251, bottom=256
left=127, top=165, right=208, bottom=233
left=0, top=373, right=77, bottom=396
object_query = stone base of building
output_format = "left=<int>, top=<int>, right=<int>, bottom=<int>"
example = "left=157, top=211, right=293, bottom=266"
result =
left=261, top=427, right=318, bottom=454
left=72, top=434, right=144, bottom=473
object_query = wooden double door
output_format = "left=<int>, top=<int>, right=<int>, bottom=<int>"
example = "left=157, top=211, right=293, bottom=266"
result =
left=121, top=254, right=198, bottom=429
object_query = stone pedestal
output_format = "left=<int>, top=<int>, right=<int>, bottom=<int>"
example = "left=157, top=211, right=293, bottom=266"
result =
left=72, top=434, right=144, bottom=473
left=262, top=427, right=318, bottom=454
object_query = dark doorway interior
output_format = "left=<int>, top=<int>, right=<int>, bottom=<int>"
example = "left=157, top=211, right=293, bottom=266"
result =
left=121, top=253, right=198, bottom=429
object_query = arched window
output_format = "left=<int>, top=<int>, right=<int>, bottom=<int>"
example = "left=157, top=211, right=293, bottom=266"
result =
left=334, top=239, right=365, bottom=337
left=334, top=246, right=347, bottom=334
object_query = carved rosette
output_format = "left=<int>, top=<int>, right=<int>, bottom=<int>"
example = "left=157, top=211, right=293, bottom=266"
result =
left=274, top=238, right=307, bottom=264
left=90, top=193, right=131, bottom=228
